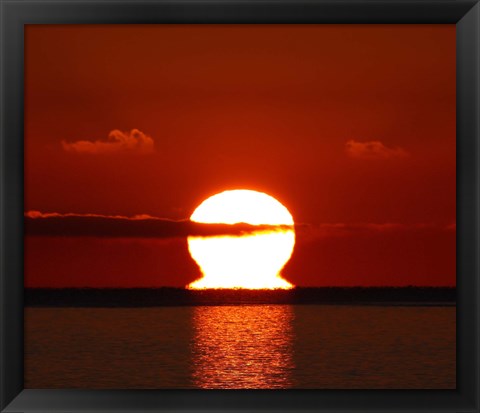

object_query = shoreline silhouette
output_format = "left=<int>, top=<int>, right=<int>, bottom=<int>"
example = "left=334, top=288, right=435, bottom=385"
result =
left=25, top=286, right=456, bottom=307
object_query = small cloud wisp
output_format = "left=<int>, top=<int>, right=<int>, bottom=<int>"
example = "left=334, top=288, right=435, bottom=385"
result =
left=62, top=129, right=154, bottom=155
left=346, top=140, right=409, bottom=160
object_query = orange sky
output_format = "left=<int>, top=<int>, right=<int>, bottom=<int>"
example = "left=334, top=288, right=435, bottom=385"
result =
left=24, top=24, right=456, bottom=287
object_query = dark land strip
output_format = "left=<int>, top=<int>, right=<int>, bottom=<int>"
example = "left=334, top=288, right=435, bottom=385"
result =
left=25, top=287, right=456, bottom=307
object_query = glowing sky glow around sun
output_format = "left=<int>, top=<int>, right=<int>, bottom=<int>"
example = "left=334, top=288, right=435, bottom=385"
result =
left=187, top=190, right=295, bottom=289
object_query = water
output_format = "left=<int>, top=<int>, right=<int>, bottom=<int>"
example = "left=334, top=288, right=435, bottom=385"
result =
left=24, top=305, right=455, bottom=389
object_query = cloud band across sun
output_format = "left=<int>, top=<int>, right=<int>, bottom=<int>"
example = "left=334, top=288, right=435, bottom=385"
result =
left=25, top=211, right=453, bottom=240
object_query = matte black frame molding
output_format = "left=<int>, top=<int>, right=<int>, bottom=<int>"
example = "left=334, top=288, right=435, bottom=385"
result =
left=1, top=1, right=479, bottom=412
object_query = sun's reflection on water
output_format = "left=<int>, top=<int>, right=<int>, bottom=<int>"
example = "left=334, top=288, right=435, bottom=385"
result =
left=191, top=305, right=295, bottom=389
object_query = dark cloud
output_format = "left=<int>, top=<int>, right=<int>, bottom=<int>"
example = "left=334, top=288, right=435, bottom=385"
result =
left=295, top=222, right=454, bottom=242
left=25, top=211, right=292, bottom=238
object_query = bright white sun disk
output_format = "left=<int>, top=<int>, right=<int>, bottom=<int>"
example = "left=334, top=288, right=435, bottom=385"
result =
left=187, top=190, right=295, bottom=290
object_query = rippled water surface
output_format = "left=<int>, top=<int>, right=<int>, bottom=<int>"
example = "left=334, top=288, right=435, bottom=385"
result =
left=25, top=305, right=455, bottom=389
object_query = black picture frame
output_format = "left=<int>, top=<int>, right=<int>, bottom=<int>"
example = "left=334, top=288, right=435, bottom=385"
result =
left=1, top=1, right=479, bottom=412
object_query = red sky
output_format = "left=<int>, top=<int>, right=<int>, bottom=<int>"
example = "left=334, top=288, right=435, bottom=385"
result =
left=24, top=24, right=456, bottom=287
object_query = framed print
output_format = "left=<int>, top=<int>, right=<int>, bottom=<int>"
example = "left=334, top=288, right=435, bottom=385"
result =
left=1, top=1, right=479, bottom=412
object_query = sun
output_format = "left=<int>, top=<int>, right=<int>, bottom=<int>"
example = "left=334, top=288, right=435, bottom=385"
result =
left=187, top=189, right=295, bottom=289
